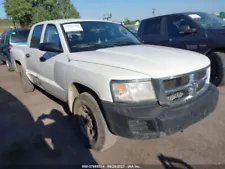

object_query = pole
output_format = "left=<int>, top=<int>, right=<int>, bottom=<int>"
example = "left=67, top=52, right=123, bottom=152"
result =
left=152, top=8, right=155, bottom=16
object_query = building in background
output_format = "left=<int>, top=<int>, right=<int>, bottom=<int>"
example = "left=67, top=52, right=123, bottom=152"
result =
left=212, top=12, right=220, bottom=16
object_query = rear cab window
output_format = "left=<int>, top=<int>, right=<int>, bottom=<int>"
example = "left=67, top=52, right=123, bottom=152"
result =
left=10, top=30, right=30, bottom=44
left=30, top=24, right=44, bottom=48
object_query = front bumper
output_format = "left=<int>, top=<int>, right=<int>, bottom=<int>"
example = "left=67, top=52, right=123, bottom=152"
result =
left=101, top=84, right=219, bottom=139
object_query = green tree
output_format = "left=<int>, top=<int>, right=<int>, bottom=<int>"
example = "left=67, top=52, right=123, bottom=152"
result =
left=31, top=0, right=80, bottom=24
left=123, top=18, right=131, bottom=25
left=4, top=0, right=80, bottom=27
left=4, top=0, right=32, bottom=28
left=219, top=11, right=225, bottom=19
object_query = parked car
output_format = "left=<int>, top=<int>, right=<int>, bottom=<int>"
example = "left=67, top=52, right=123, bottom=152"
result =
left=138, top=12, right=225, bottom=86
left=0, top=28, right=29, bottom=71
left=11, top=19, right=218, bottom=151
left=0, top=33, right=4, bottom=65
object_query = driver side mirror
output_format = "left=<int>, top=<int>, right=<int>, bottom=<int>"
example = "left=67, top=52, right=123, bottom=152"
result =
left=178, top=25, right=197, bottom=34
left=38, top=42, right=63, bottom=53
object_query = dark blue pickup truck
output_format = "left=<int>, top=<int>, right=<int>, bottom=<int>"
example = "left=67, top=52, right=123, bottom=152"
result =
left=138, top=12, right=225, bottom=86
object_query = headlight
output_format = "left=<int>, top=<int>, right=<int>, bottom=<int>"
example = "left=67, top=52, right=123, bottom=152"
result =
left=111, top=80, right=156, bottom=102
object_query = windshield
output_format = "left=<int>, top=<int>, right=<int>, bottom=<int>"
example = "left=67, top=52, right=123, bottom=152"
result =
left=62, top=21, right=141, bottom=52
left=10, top=30, right=30, bottom=43
left=126, top=26, right=137, bottom=34
left=188, top=13, right=225, bottom=29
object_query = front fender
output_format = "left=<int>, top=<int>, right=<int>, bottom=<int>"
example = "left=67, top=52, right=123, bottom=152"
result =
left=54, top=61, right=150, bottom=102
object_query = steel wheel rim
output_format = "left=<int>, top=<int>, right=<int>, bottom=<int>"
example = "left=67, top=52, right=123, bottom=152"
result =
left=78, top=105, right=97, bottom=141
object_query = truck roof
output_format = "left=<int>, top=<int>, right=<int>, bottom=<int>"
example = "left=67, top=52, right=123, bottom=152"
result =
left=141, top=11, right=207, bottom=21
left=35, top=18, right=118, bottom=25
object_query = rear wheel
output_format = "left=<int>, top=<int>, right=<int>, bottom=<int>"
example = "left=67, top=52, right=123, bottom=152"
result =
left=6, top=59, right=14, bottom=72
left=73, top=92, right=117, bottom=152
left=208, top=52, right=225, bottom=86
left=18, top=65, right=34, bottom=93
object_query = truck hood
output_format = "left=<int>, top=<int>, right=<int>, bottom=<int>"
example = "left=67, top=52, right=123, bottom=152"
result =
left=68, top=45, right=210, bottom=78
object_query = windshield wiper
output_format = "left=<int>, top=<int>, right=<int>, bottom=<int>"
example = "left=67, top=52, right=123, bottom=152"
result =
left=72, top=43, right=114, bottom=49
left=88, top=43, right=114, bottom=48
left=112, top=41, right=140, bottom=46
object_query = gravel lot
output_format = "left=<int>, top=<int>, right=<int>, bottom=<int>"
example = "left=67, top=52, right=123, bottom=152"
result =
left=0, top=65, right=224, bottom=167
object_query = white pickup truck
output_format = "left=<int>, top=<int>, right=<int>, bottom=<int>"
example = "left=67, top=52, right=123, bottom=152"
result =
left=11, top=19, right=219, bottom=151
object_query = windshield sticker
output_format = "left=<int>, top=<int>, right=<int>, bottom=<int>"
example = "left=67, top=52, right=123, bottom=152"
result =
left=188, top=14, right=201, bottom=19
left=63, top=24, right=83, bottom=32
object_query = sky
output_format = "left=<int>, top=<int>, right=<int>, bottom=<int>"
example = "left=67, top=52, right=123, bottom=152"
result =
left=0, top=0, right=225, bottom=21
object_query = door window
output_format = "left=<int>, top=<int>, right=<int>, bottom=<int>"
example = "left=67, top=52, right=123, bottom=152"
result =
left=0, top=32, right=5, bottom=44
left=30, top=24, right=44, bottom=48
left=167, top=15, right=194, bottom=38
left=43, top=24, right=61, bottom=47
left=5, top=32, right=10, bottom=45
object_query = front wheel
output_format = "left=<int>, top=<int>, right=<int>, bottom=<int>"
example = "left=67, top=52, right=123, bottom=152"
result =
left=208, top=52, right=225, bottom=86
left=73, top=92, right=117, bottom=152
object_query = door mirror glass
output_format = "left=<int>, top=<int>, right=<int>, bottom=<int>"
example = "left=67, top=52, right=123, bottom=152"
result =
left=38, top=42, right=63, bottom=53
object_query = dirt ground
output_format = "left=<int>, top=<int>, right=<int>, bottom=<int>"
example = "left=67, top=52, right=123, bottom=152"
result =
left=0, top=64, right=225, bottom=167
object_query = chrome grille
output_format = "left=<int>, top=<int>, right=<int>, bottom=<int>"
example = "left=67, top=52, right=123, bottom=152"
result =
left=163, top=75, right=189, bottom=90
left=152, top=67, right=210, bottom=106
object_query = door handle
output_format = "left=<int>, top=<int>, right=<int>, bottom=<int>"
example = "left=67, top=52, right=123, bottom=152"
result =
left=39, top=57, right=46, bottom=62
left=160, top=39, right=172, bottom=43
left=26, top=53, right=30, bottom=58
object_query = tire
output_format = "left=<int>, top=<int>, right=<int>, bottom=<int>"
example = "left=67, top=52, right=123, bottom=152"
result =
left=208, top=52, right=225, bottom=86
left=73, top=92, right=117, bottom=152
left=0, top=60, right=4, bottom=65
left=18, top=65, right=34, bottom=93
left=5, top=59, right=14, bottom=72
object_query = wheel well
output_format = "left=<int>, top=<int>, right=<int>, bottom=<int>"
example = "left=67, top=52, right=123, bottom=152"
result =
left=14, top=60, right=21, bottom=72
left=15, top=60, right=21, bottom=65
left=205, top=48, right=225, bottom=56
left=68, top=83, right=101, bottom=112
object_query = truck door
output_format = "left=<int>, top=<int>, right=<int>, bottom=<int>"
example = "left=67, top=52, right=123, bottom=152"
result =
left=164, top=15, right=207, bottom=53
left=35, top=24, right=67, bottom=100
left=25, top=24, right=44, bottom=86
